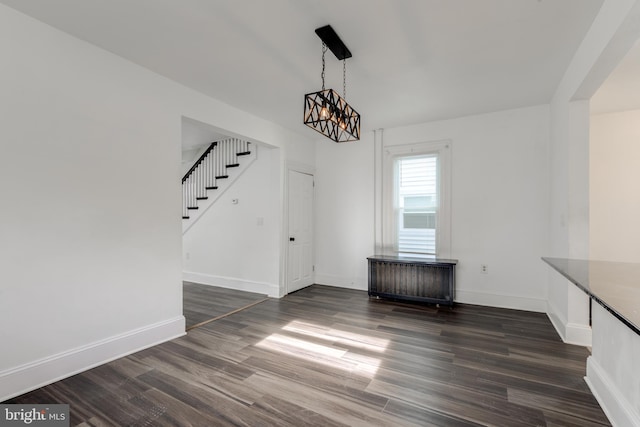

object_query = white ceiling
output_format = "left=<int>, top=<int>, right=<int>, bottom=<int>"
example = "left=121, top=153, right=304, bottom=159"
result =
left=2, top=0, right=606, bottom=137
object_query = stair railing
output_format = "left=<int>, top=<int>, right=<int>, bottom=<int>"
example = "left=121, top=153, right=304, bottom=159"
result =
left=182, top=138, right=251, bottom=219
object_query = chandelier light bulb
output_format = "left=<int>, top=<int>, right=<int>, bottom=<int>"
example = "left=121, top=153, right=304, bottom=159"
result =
left=320, top=105, right=329, bottom=119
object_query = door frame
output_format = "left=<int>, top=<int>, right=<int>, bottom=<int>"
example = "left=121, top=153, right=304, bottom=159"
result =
left=284, top=162, right=315, bottom=295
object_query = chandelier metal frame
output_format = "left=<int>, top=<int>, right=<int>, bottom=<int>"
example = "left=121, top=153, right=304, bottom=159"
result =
left=303, top=25, right=360, bottom=143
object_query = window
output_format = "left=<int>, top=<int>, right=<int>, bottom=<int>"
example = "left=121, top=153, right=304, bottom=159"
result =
left=397, top=156, right=438, bottom=254
left=402, top=195, right=436, bottom=229
left=377, top=139, right=451, bottom=258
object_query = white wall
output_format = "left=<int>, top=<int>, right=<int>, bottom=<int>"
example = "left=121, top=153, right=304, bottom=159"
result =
left=590, top=110, right=640, bottom=262
left=0, top=4, right=314, bottom=400
left=588, top=109, right=640, bottom=425
left=547, top=100, right=592, bottom=345
left=544, top=3, right=640, bottom=423
left=387, top=106, right=551, bottom=311
left=546, top=0, right=640, bottom=347
left=314, top=134, right=375, bottom=289
left=315, top=106, right=551, bottom=312
left=183, top=146, right=282, bottom=297
left=0, top=4, right=184, bottom=399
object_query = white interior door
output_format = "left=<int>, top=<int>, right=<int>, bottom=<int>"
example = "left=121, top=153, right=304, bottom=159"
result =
left=287, top=170, right=314, bottom=293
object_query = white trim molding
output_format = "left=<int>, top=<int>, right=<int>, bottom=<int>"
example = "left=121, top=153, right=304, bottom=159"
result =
left=564, top=322, right=593, bottom=346
left=456, top=289, right=547, bottom=313
left=547, top=300, right=593, bottom=346
left=373, top=128, right=384, bottom=255
left=314, top=274, right=367, bottom=291
left=183, top=271, right=279, bottom=298
left=547, top=302, right=569, bottom=341
left=376, top=138, right=452, bottom=258
left=0, top=316, right=185, bottom=402
left=586, top=356, right=639, bottom=427
left=283, top=162, right=316, bottom=297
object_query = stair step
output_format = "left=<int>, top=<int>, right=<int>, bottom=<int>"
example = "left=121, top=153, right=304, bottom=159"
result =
left=182, top=141, right=253, bottom=220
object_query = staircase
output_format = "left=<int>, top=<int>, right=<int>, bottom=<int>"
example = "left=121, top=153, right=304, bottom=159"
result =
left=182, top=138, right=252, bottom=222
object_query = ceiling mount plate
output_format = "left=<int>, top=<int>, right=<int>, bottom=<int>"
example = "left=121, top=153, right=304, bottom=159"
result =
left=315, top=25, right=352, bottom=60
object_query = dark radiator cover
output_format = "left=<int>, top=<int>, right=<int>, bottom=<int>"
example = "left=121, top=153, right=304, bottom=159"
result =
left=367, top=255, right=457, bottom=306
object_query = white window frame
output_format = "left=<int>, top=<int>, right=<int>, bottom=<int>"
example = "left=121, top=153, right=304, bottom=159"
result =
left=377, top=139, right=452, bottom=258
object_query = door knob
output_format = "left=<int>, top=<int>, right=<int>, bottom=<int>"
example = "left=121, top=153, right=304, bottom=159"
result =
left=289, top=237, right=295, bottom=241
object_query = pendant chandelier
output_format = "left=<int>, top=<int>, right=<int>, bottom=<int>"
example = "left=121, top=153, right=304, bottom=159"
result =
left=304, top=25, right=360, bottom=143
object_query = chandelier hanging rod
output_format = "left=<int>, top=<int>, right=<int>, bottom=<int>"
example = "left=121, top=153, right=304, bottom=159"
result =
left=315, top=25, right=351, bottom=60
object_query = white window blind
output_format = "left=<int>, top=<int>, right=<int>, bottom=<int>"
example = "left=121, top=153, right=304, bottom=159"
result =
left=396, top=155, right=438, bottom=254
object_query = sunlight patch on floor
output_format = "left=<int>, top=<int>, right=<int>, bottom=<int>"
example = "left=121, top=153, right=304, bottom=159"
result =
left=282, top=320, right=390, bottom=353
left=255, top=321, right=388, bottom=377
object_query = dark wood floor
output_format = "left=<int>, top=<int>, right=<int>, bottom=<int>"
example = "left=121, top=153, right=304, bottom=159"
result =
left=183, top=282, right=268, bottom=329
left=7, top=285, right=609, bottom=426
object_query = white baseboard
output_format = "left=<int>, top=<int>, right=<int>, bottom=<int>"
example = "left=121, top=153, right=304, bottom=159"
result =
left=313, top=279, right=547, bottom=313
left=313, top=274, right=367, bottom=291
left=547, top=304, right=567, bottom=341
left=455, top=289, right=547, bottom=313
left=586, top=356, right=640, bottom=427
left=0, top=316, right=185, bottom=402
left=564, top=322, right=592, bottom=346
left=183, top=271, right=279, bottom=297
left=546, top=301, right=592, bottom=346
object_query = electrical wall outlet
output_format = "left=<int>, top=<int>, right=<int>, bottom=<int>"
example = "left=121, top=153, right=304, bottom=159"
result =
left=481, top=264, right=488, bottom=274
